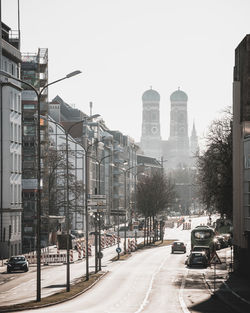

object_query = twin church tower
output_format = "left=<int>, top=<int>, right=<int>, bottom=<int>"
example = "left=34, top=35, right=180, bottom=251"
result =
left=139, top=87, right=198, bottom=168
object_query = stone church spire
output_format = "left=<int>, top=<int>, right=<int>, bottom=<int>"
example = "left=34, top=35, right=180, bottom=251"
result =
left=190, top=121, right=199, bottom=157
left=140, top=87, right=162, bottom=159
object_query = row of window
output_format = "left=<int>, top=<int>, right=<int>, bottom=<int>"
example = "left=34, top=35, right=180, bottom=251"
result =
left=10, top=122, right=22, bottom=143
left=2, top=55, right=20, bottom=79
left=10, top=152, right=21, bottom=173
left=10, top=214, right=21, bottom=234
left=10, top=91, right=21, bottom=113
left=10, top=183, right=22, bottom=205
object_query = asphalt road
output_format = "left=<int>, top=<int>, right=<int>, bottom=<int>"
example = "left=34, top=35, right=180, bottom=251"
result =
left=1, top=215, right=234, bottom=313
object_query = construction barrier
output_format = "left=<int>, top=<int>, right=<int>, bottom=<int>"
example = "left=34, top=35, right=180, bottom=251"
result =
left=182, top=223, right=191, bottom=230
left=25, top=253, right=67, bottom=265
left=127, top=239, right=132, bottom=253
left=165, top=221, right=175, bottom=228
left=131, top=239, right=136, bottom=252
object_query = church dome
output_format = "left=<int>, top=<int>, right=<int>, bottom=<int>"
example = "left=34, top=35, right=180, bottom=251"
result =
left=142, top=88, right=160, bottom=102
left=170, top=88, right=188, bottom=102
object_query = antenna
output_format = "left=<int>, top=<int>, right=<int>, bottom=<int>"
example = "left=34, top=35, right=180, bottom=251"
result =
left=90, top=101, right=93, bottom=116
left=18, top=0, right=21, bottom=50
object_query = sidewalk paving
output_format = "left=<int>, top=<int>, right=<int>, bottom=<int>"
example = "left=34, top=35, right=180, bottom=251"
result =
left=205, top=247, right=250, bottom=313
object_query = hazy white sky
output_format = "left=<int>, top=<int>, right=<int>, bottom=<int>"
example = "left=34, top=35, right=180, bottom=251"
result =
left=2, top=0, right=250, bottom=143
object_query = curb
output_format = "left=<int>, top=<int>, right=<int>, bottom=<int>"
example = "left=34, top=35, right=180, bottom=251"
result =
left=223, top=281, right=250, bottom=305
left=0, top=271, right=108, bottom=313
left=202, top=273, right=249, bottom=313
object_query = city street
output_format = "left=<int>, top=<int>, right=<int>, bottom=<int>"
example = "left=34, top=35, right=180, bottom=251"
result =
left=0, top=216, right=235, bottom=313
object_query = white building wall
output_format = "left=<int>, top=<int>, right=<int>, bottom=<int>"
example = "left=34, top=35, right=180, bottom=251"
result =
left=1, top=82, right=22, bottom=258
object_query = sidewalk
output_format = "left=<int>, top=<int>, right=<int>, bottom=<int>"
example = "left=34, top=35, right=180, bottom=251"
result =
left=215, top=272, right=250, bottom=313
left=205, top=247, right=250, bottom=313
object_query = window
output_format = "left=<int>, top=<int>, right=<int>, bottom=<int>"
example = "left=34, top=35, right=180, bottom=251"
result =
left=18, top=125, right=21, bottom=142
left=245, top=155, right=250, bottom=169
left=18, top=95, right=21, bottom=112
left=14, top=93, right=18, bottom=111
left=23, top=104, right=35, bottom=110
left=10, top=184, right=13, bottom=203
left=14, top=184, right=17, bottom=203
left=14, top=216, right=17, bottom=233
left=14, top=154, right=17, bottom=172
left=10, top=91, right=13, bottom=110
left=10, top=123, right=13, bottom=141
left=14, top=124, right=17, bottom=142
left=11, top=153, right=14, bottom=172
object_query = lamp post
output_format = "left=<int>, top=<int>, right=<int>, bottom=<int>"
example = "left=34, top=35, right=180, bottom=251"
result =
left=88, top=153, right=111, bottom=271
left=97, top=154, right=111, bottom=271
left=121, top=164, right=142, bottom=253
left=0, top=69, right=81, bottom=301
left=42, top=114, right=100, bottom=286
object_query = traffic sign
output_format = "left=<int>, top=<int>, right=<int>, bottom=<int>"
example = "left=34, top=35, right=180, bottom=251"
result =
left=97, top=252, right=103, bottom=259
left=87, top=199, right=107, bottom=206
left=88, top=207, right=107, bottom=213
left=116, top=247, right=121, bottom=254
left=88, top=194, right=106, bottom=199
left=210, top=252, right=222, bottom=264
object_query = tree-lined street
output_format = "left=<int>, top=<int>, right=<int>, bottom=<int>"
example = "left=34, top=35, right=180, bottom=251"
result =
left=0, top=215, right=238, bottom=313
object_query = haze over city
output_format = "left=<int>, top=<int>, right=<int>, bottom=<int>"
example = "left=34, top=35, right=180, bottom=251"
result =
left=3, top=0, right=250, bottom=143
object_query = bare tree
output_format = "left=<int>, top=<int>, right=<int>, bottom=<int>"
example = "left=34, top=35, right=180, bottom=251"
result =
left=136, top=171, right=175, bottom=243
left=42, top=145, right=84, bottom=220
left=197, top=109, right=232, bottom=218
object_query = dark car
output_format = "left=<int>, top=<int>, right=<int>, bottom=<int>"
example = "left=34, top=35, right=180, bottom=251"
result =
left=186, top=251, right=208, bottom=268
left=192, top=245, right=211, bottom=258
left=171, top=241, right=186, bottom=253
left=215, top=235, right=227, bottom=249
left=6, top=256, right=29, bottom=273
left=213, top=237, right=221, bottom=250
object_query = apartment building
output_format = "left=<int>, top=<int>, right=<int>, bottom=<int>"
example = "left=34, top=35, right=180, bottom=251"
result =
left=21, top=48, right=49, bottom=252
left=0, top=22, right=22, bottom=258
left=233, top=34, right=250, bottom=278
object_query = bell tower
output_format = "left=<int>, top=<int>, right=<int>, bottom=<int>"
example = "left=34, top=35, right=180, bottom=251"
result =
left=140, top=87, right=162, bottom=159
left=168, top=87, right=189, bottom=167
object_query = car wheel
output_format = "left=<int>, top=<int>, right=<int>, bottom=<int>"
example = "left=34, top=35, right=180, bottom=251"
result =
left=24, top=267, right=28, bottom=272
left=7, top=269, right=11, bottom=273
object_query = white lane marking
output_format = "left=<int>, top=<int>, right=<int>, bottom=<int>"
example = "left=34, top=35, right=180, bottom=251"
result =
left=133, top=250, right=169, bottom=313
left=178, top=269, right=190, bottom=313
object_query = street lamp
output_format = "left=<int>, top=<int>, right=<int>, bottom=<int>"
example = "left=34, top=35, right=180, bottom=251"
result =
left=119, top=164, right=143, bottom=254
left=41, top=113, right=100, bottom=287
left=97, top=154, right=111, bottom=271
left=0, top=69, right=81, bottom=301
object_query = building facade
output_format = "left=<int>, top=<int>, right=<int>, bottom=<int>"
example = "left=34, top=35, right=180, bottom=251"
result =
left=21, top=48, right=49, bottom=252
left=0, top=22, right=22, bottom=258
left=233, top=34, right=250, bottom=278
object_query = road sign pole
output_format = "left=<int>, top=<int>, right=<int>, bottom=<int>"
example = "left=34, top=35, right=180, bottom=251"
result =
left=214, top=264, right=216, bottom=293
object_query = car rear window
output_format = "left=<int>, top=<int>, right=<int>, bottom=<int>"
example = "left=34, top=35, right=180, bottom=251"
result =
left=193, top=253, right=203, bottom=257
left=10, top=257, right=25, bottom=262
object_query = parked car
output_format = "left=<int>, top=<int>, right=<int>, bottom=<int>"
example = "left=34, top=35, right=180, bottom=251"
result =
left=215, top=235, right=227, bottom=249
left=6, top=256, right=29, bottom=273
left=192, top=245, right=211, bottom=259
left=221, top=233, right=232, bottom=246
left=171, top=241, right=186, bottom=253
left=186, top=251, right=208, bottom=268
left=213, top=237, right=221, bottom=250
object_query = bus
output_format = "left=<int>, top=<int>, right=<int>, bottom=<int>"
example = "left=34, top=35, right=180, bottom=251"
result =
left=191, top=225, right=215, bottom=252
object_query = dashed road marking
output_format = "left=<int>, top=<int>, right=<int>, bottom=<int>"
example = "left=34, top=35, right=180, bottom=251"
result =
left=133, top=249, right=169, bottom=313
